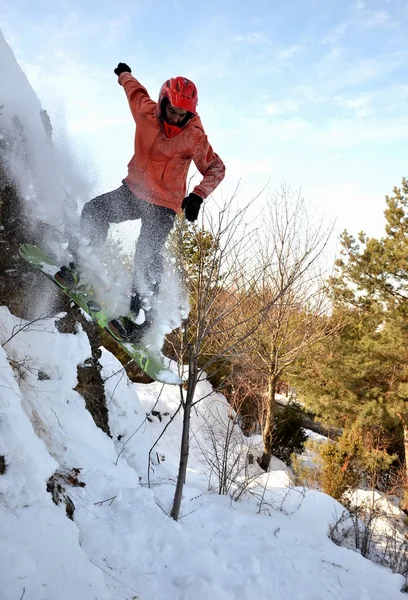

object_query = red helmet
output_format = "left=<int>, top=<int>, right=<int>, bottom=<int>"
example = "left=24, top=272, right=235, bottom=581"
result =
left=158, top=77, right=198, bottom=114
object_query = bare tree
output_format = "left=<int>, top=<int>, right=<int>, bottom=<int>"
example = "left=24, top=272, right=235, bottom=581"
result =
left=192, top=391, right=258, bottom=498
left=169, top=185, right=335, bottom=518
left=170, top=192, right=266, bottom=520
left=242, top=185, right=335, bottom=471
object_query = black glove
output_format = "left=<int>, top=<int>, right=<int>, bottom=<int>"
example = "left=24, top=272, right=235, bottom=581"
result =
left=182, top=193, right=203, bottom=222
left=114, top=63, right=131, bottom=76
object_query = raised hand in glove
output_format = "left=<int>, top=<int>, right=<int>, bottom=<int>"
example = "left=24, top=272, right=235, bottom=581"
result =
left=114, top=63, right=131, bottom=76
left=182, top=193, right=203, bottom=222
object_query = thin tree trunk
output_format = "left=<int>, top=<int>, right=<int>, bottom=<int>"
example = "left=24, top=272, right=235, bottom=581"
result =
left=258, top=374, right=277, bottom=471
left=395, top=414, right=408, bottom=511
left=170, top=350, right=198, bottom=521
left=402, top=424, right=408, bottom=512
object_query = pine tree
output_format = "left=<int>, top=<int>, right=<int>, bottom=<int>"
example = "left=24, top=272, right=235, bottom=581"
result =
left=294, top=179, right=408, bottom=500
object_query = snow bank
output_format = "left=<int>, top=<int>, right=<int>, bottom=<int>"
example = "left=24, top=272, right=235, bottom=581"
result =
left=0, top=309, right=110, bottom=599
left=0, top=305, right=405, bottom=599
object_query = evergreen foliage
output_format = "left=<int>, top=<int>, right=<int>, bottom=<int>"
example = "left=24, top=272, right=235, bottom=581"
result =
left=293, top=179, right=408, bottom=500
left=272, top=402, right=308, bottom=465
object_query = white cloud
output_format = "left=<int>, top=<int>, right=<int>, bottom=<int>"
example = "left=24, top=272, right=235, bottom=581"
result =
left=334, top=94, right=373, bottom=118
left=321, top=23, right=349, bottom=45
left=267, top=116, right=313, bottom=141
left=265, top=99, right=299, bottom=116
left=291, top=85, right=330, bottom=104
left=276, top=45, right=302, bottom=60
left=315, top=53, right=381, bottom=92
left=265, top=103, right=282, bottom=117
left=233, top=31, right=271, bottom=45
left=364, top=10, right=391, bottom=27
left=317, top=116, right=408, bottom=146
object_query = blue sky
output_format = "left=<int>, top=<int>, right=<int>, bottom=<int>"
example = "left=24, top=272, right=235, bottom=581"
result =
left=1, top=0, right=408, bottom=240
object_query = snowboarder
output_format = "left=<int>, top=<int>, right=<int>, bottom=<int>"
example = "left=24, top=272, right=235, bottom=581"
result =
left=58, top=62, right=225, bottom=342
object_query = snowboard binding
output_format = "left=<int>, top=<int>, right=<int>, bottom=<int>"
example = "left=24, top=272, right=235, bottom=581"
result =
left=108, top=316, right=150, bottom=344
left=108, top=292, right=153, bottom=343
left=55, top=262, right=80, bottom=289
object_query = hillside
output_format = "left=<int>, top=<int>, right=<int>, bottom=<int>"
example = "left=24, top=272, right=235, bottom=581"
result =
left=0, top=306, right=405, bottom=599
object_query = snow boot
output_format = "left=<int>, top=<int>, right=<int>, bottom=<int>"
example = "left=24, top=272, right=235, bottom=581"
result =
left=108, top=293, right=153, bottom=343
left=55, top=262, right=80, bottom=288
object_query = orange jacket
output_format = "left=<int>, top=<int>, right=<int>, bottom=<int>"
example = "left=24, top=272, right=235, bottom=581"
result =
left=118, top=73, right=226, bottom=213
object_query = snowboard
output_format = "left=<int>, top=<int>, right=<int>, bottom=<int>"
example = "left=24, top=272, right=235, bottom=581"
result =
left=19, top=243, right=183, bottom=385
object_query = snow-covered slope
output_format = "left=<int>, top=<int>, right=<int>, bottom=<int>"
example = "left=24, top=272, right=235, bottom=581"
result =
left=0, top=306, right=405, bottom=600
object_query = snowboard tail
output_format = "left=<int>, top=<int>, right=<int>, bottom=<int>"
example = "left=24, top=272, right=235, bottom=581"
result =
left=19, top=243, right=183, bottom=385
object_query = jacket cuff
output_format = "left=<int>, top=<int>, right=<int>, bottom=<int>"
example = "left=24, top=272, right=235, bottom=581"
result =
left=192, top=186, right=206, bottom=200
left=118, top=72, right=132, bottom=86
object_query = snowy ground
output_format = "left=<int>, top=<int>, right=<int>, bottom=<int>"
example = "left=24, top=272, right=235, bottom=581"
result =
left=0, top=306, right=406, bottom=600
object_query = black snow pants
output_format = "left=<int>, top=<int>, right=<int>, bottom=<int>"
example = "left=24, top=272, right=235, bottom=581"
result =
left=80, top=183, right=176, bottom=298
